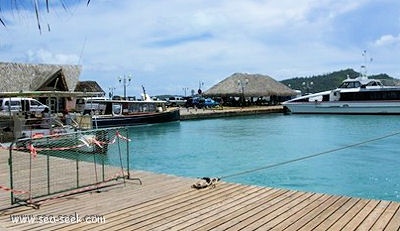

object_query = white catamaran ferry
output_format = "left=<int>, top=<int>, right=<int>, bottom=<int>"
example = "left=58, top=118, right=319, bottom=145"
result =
left=282, top=74, right=400, bottom=115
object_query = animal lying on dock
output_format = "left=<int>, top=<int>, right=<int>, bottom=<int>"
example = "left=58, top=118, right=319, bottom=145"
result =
left=192, top=177, right=220, bottom=189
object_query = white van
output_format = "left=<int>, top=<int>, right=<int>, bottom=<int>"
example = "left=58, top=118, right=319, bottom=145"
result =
left=0, top=97, right=49, bottom=113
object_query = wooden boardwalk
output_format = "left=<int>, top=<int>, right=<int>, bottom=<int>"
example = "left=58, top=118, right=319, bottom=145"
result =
left=1, top=150, right=400, bottom=230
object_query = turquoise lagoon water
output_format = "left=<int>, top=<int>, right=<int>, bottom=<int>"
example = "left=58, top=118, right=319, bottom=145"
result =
left=111, top=114, right=400, bottom=202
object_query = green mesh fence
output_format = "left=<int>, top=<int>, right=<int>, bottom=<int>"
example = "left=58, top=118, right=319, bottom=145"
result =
left=9, top=127, right=132, bottom=207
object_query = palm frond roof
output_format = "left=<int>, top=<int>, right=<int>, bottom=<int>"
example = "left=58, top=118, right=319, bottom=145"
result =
left=203, top=73, right=296, bottom=97
left=0, top=62, right=81, bottom=92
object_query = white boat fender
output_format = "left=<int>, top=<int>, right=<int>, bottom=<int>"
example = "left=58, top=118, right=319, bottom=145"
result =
left=192, top=177, right=220, bottom=189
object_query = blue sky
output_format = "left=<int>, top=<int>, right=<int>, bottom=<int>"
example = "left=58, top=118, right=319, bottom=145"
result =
left=1, top=0, right=400, bottom=97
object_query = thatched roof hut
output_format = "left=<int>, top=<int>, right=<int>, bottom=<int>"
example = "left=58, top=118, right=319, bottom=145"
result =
left=0, top=62, right=104, bottom=112
left=0, top=62, right=81, bottom=92
left=203, top=73, right=296, bottom=97
left=75, top=81, right=105, bottom=94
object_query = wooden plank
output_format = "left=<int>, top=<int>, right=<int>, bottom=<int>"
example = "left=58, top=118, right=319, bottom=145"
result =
left=340, top=199, right=380, bottom=230
left=109, top=185, right=264, bottom=230
left=327, top=198, right=371, bottom=230
left=383, top=203, right=400, bottom=231
left=91, top=184, right=244, bottom=231
left=140, top=188, right=265, bottom=229
left=239, top=191, right=315, bottom=230
left=314, top=197, right=360, bottom=230
left=298, top=196, right=351, bottom=231
left=280, top=195, right=341, bottom=230
left=58, top=184, right=243, bottom=231
left=177, top=188, right=282, bottom=230
left=6, top=175, right=195, bottom=231
left=211, top=189, right=294, bottom=231
left=370, top=202, right=400, bottom=230
left=1, top=166, right=194, bottom=229
left=266, top=194, right=332, bottom=230
left=356, top=200, right=390, bottom=230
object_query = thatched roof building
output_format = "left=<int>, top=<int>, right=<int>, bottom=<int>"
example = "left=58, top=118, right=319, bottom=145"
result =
left=75, top=81, right=105, bottom=94
left=0, top=62, right=104, bottom=112
left=0, top=62, right=82, bottom=92
left=204, top=73, right=296, bottom=97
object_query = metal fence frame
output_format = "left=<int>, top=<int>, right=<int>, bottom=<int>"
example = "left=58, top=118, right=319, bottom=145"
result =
left=8, top=127, right=137, bottom=208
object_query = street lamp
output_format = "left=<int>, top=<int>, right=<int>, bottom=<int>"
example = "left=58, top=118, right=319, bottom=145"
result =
left=108, top=87, right=116, bottom=99
left=198, top=81, right=204, bottom=95
left=302, top=81, right=313, bottom=94
left=238, top=78, right=249, bottom=106
left=182, top=87, right=189, bottom=97
left=119, top=74, right=132, bottom=99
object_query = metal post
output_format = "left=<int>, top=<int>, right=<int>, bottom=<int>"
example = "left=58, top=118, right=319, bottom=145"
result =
left=102, top=152, right=105, bottom=182
left=119, top=75, right=132, bottom=99
left=125, top=128, right=141, bottom=184
left=238, top=79, right=249, bottom=106
left=75, top=136, right=80, bottom=188
left=182, top=87, right=188, bottom=97
left=117, top=133, right=126, bottom=185
left=47, top=153, right=50, bottom=195
left=126, top=129, right=130, bottom=179
left=9, top=144, right=14, bottom=204
left=29, top=143, right=33, bottom=204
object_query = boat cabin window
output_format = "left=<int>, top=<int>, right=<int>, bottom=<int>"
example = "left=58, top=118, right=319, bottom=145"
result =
left=128, top=103, right=156, bottom=113
left=112, top=104, right=122, bottom=115
left=340, top=90, right=400, bottom=101
left=289, top=98, right=309, bottom=103
left=338, top=81, right=361, bottom=89
left=366, top=81, right=382, bottom=86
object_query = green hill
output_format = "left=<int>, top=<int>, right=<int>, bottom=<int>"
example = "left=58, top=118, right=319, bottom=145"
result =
left=280, top=69, right=398, bottom=94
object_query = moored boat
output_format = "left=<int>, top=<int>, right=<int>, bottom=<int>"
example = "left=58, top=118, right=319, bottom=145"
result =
left=282, top=75, right=400, bottom=115
left=7, top=112, right=100, bottom=153
left=76, top=97, right=180, bottom=129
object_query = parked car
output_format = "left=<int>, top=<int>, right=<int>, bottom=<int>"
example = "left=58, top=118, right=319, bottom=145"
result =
left=203, top=98, right=219, bottom=108
left=166, top=96, right=187, bottom=107
left=187, top=97, right=219, bottom=108
left=184, top=97, right=198, bottom=108
left=0, top=97, right=49, bottom=113
left=191, top=97, right=205, bottom=108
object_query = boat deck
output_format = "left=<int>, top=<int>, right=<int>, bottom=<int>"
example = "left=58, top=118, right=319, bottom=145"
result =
left=1, top=150, right=399, bottom=230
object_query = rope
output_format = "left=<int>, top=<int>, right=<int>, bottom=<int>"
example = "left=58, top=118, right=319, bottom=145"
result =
left=0, top=185, right=29, bottom=195
left=220, top=130, right=400, bottom=179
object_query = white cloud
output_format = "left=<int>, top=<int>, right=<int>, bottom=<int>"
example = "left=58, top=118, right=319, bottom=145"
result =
left=374, top=34, right=400, bottom=47
left=26, top=49, right=80, bottom=64
left=1, top=0, right=400, bottom=95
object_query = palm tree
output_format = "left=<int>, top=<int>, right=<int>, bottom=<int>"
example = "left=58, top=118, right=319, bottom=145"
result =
left=0, top=0, right=90, bottom=32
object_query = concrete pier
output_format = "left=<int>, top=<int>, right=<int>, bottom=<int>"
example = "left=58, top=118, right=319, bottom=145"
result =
left=179, top=105, right=283, bottom=120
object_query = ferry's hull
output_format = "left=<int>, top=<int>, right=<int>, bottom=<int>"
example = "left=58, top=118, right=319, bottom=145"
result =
left=91, top=108, right=180, bottom=128
left=283, top=101, right=400, bottom=114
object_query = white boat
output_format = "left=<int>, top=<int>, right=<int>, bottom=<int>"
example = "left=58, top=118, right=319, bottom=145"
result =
left=282, top=75, right=400, bottom=115
left=10, top=113, right=99, bottom=153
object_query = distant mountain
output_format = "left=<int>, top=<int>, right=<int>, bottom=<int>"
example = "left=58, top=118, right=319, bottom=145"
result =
left=280, top=68, right=400, bottom=94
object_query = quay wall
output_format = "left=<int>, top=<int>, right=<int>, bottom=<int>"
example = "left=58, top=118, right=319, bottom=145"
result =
left=179, top=105, right=283, bottom=120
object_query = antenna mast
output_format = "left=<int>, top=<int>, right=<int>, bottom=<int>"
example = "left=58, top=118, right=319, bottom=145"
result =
left=361, top=50, right=373, bottom=78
